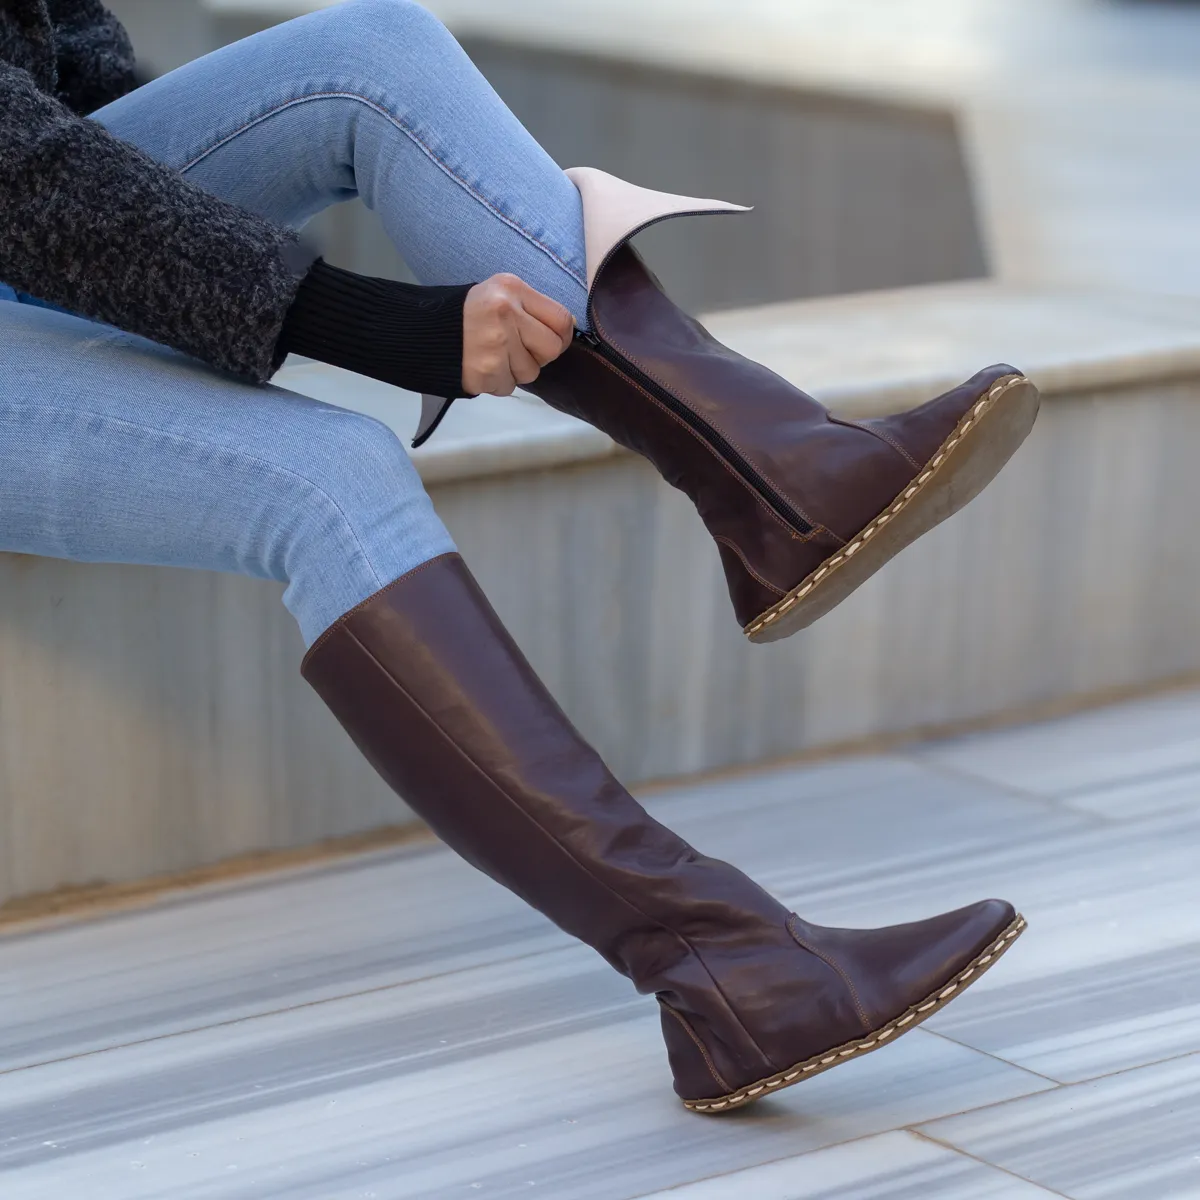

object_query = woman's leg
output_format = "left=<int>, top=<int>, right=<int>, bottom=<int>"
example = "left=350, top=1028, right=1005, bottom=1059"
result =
left=6, top=0, right=511, bottom=637
left=4, top=0, right=578, bottom=641
left=0, top=300, right=453, bottom=647
left=90, top=0, right=590, bottom=328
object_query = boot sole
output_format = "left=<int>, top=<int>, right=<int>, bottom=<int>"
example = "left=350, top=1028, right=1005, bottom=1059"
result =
left=685, top=912, right=1027, bottom=1113
left=744, top=374, right=1040, bottom=643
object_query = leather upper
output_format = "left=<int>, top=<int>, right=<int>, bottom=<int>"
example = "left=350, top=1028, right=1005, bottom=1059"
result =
left=530, top=245, right=1021, bottom=627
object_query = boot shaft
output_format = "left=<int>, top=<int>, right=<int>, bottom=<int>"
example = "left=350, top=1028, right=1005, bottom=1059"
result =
left=301, top=555, right=808, bottom=1064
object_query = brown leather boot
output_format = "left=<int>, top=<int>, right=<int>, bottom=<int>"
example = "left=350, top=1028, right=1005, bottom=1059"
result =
left=302, top=553, right=1026, bottom=1112
left=416, top=169, right=1039, bottom=642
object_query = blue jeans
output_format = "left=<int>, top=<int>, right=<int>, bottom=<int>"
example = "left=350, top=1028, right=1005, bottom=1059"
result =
left=0, top=0, right=590, bottom=646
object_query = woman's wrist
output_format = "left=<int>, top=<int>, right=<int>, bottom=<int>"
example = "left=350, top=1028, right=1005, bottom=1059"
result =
left=276, top=259, right=473, bottom=398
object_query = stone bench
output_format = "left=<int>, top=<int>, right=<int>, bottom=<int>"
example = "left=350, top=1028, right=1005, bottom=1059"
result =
left=5, top=279, right=1200, bottom=910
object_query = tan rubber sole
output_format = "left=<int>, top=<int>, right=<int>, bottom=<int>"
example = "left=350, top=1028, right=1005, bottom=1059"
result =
left=684, top=912, right=1027, bottom=1114
left=745, top=374, right=1041, bottom=644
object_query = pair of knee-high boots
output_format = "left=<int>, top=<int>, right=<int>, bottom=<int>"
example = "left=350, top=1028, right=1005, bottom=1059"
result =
left=303, top=169, right=1037, bottom=1113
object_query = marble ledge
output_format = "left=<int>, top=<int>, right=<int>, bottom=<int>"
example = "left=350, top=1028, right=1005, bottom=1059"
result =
left=201, top=0, right=1097, bottom=111
left=275, top=281, right=1200, bottom=487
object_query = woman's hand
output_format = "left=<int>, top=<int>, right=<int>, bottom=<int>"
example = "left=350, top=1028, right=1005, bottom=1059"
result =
left=463, top=274, right=576, bottom=395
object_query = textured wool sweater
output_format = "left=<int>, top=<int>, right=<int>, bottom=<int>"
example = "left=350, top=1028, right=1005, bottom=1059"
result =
left=0, top=0, right=469, bottom=398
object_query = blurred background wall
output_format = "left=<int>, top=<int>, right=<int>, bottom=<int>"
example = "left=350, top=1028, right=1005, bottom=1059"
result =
left=104, top=0, right=987, bottom=314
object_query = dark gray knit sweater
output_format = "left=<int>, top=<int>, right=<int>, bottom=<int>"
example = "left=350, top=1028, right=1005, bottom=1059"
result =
left=0, top=0, right=470, bottom=395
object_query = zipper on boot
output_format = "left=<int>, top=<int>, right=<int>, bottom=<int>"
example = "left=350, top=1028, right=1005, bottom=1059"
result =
left=579, top=212, right=814, bottom=538
left=577, top=329, right=814, bottom=537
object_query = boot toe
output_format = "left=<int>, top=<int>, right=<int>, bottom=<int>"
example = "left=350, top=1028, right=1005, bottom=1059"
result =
left=682, top=900, right=1025, bottom=1113
left=873, top=363, right=1027, bottom=464
left=744, top=367, right=1039, bottom=643
left=836, top=898, right=1019, bottom=1025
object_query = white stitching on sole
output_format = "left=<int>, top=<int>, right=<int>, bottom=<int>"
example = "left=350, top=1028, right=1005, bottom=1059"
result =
left=745, top=376, right=1026, bottom=638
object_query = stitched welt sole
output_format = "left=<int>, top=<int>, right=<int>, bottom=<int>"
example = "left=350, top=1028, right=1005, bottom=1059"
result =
left=745, top=375, right=1040, bottom=644
left=683, top=913, right=1028, bottom=1114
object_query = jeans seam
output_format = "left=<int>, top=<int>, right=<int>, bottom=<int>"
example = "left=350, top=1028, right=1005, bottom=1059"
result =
left=0, top=403, right=389, bottom=591
left=178, top=91, right=589, bottom=292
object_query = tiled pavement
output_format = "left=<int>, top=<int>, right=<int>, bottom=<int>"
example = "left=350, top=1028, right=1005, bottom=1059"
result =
left=2, top=687, right=1200, bottom=1198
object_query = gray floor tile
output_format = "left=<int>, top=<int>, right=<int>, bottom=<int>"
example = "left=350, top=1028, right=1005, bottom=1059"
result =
left=1061, top=765, right=1200, bottom=822
left=913, top=689, right=1200, bottom=798
left=915, top=809, right=1200, bottom=1082
left=789, top=803, right=1200, bottom=974
left=631, top=1131, right=1062, bottom=1199
left=929, top=941, right=1200, bottom=1084
left=920, top=1053, right=1200, bottom=1200
left=0, top=978, right=1051, bottom=1200
left=0, top=844, right=562, bottom=1073
left=644, top=755, right=1090, bottom=876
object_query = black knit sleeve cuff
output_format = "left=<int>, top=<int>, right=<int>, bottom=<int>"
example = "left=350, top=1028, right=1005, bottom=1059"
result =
left=276, top=259, right=472, bottom=399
